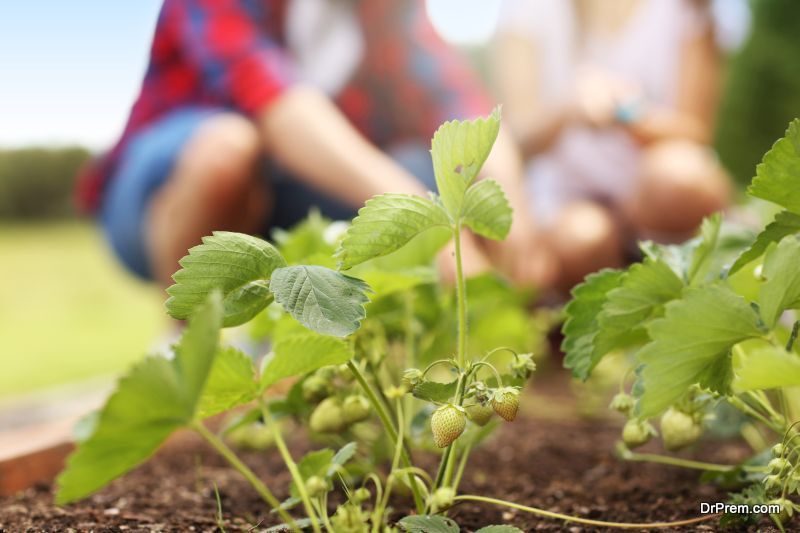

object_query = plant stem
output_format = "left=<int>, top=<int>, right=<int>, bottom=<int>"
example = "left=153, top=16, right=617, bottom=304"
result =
left=346, top=359, right=425, bottom=514
left=787, top=320, right=800, bottom=352
left=191, top=421, right=298, bottom=531
left=453, top=223, right=468, bottom=369
left=452, top=440, right=473, bottom=491
left=453, top=494, right=721, bottom=529
left=258, top=401, right=322, bottom=533
left=619, top=447, right=765, bottom=473
left=433, top=371, right=468, bottom=492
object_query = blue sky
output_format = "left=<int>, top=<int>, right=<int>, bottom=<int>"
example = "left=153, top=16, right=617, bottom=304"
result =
left=0, top=0, right=162, bottom=149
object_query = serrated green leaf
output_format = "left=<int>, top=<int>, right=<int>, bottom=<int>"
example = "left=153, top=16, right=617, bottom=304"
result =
left=198, top=347, right=259, bottom=418
left=57, top=293, right=223, bottom=503
left=431, top=108, right=501, bottom=217
left=261, top=332, right=353, bottom=389
left=687, top=213, right=722, bottom=285
left=729, top=211, right=800, bottom=275
left=748, top=119, right=800, bottom=213
left=635, top=285, right=763, bottom=418
left=270, top=265, right=370, bottom=336
left=461, top=179, right=512, bottom=240
left=359, top=267, right=437, bottom=298
left=476, top=526, right=524, bottom=533
left=733, top=339, right=800, bottom=392
left=337, top=194, right=449, bottom=270
left=327, top=442, right=357, bottom=477
left=562, top=269, right=625, bottom=380
left=411, top=379, right=458, bottom=403
left=758, top=236, right=800, bottom=327
left=398, top=515, right=459, bottom=533
left=593, top=258, right=683, bottom=359
left=166, top=232, right=286, bottom=327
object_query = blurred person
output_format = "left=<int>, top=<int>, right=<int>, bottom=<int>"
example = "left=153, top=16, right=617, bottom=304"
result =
left=77, top=0, right=556, bottom=289
left=493, top=0, right=732, bottom=291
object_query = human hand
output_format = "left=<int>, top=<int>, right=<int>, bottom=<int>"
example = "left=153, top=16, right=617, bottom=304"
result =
left=483, top=213, right=559, bottom=289
left=573, top=66, right=641, bottom=127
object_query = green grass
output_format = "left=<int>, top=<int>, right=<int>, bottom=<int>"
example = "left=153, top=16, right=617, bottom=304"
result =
left=0, top=221, right=167, bottom=397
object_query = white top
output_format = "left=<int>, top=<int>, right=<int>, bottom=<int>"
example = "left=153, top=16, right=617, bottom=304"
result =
left=497, top=0, right=710, bottom=223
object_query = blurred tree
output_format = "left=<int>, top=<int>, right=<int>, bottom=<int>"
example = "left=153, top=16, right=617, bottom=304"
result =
left=0, top=147, right=90, bottom=219
left=715, top=0, right=800, bottom=186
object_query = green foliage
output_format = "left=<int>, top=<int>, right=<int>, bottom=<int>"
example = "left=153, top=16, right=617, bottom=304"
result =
left=0, top=147, right=89, bottom=219
left=747, top=120, right=800, bottom=213
left=562, top=269, right=625, bottom=380
left=636, top=285, right=763, bottom=417
left=758, top=236, right=800, bottom=327
left=197, top=347, right=259, bottom=418
left=166, top=232, right=286, bottom=327
left=733, top=340, right=800, bottom=392
left=56, top=292, right=223, bottom=503
left=337, top=194, right=449, bottom=269
left=411, top=379, right=459, bottom=403
left=729, top=210, right=800, bottom=275
left=261, top=332, right=354, bottom=388
left=460, top=179, right=512, bottom=240
left=475, top=527, right=524, bottom=533
left=270, top=265, right=370, bottom=336
left=397, top=515, right=459, bottom=533
left=431, top=107, right=501, bottom=217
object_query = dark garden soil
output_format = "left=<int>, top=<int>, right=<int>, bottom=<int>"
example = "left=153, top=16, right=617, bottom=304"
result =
left=0, top=379, right=786, bottom=532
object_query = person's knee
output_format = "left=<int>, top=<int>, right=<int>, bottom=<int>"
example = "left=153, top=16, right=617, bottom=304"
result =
left=178, top=113, right=261, bottom=202
left=551, top=202, right=624, bottom=290
left=632, top=140, right=731, bottom=236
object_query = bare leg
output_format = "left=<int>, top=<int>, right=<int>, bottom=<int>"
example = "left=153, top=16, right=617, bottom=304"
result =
left=146, top=113, right=270, bottom=287
left=625, top=140, right=731, bottom=242
left=549, top=201, right=625, bottom=292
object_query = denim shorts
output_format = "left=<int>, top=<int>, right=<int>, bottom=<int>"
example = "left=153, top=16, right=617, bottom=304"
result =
left=101, top=107, right=437, bottom=279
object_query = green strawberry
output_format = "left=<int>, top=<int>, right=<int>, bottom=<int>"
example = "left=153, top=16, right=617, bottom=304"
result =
left=510, top=353, right=537, bottom=380
left=465, top=402, right=494, bottom=426
left=309, top=398, right=345, bottom=434
left=428, top=487, right=455, bottom=513
left=660, top=407, right=702, bottom=451
left=622, top=419, right=656, bottom=448
left=491, top=387, right=520, bottom=421
left=609, top=393, right=635, bottom=415
left=305, top=475, right=329, bottom=497
left=342, top=395, right=371, bottom=424
left=431, top=404, right=466, bottom=448
left=302, top=375, right=331, bottom=403
left=402, top=368, right=424, bottom=388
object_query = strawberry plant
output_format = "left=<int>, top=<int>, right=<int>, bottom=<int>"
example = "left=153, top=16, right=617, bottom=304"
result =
left=563, top=119, right=800, bottom=530
left=56, top=109, right=723, bottom=531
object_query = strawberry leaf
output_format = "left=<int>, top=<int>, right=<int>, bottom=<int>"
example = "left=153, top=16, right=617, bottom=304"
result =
left=562, top=269, right=625, bottom=380
left=641, top=214, right=722, bottom=285
left=56, top=292, right=223, bottom=503
left=593, top=258, right=683, bottom=360
left=733, top=339, right=800, bottom=392
left=270, top=265, right=370, bottom=336
left=758, top=236, right=800, bottom=327
left=398, top=515, right=459, bottom=533
left=336, top=194, right=450, bottom=270
left=635, top=284, right=764, bottom=418
left=260, top=332, right=353, bottom=389
left=431, top=108, right=501, bottom=218
left=729, top=210, right=800, bottom=275
left=166, top=232, right=286, bottom=327
left=411, top=379, right=458, bottom=403
left=197, top=347, right=259, bottom=418
left=461, top=179, right=512, bottom=240
left=748, top=119, right=800, bottom=214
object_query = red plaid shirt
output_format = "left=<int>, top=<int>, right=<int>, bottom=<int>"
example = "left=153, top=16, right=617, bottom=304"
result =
left=77, top=0, right=491, bottom=212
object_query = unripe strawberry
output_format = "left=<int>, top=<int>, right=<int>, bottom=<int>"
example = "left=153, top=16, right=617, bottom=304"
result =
left=491, top=387, right=520, bottom=421
left=510, top=353, right=537, bottom=380
left=402, top=368, right=424, bottom=388
left=465, top=402, right=493, bottom=426
left=768, top=457, right=790, bottom=475
left=305, top=475, right=329, bottom=497
left=609, top=393, right=635, bottom=415
left=772, top=443, right=785, bottom=457
left=660, top=407, right=702, bottom=451
left=428, top=487, right=455, bottom=513
left=622, top=419, right=656, bottom=448
left=352, top=487, right=371, bottom=503
left=342, top=395, right=371, bottom=424
left=771, top=497, right=794, bottom=525
left=309, top=398, right=346, bottom=434
left=302, top=375, right=331, bottom=403
left=431, top=404, right=466, bottom=448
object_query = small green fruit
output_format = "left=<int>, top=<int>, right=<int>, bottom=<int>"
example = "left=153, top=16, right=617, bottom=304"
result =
left=660, top=407, right=702, bottom=451
left=510, top=353, right=537, bottom=380
left=429, top=487, right=455, bottom=513
left=342, top=395, right=371, bottom=424
left=305, top=475, right=329, bottom=497
left=431, top=404, right=466, bottom=448
left=330, top=503, right=369, bottom=533
left=465, top=402, right=494, bottom=426
left=302, top=375, right=331, bottom=403
left=491, top=387, right=520, bottom=421
left=609, top=393, right=635, bottom=415
left=402, top=368, right=424, bottom=388
left=309, top=398, right=346, bottom=434
left=622, top=419, right=655, bottom=448
left=352, top=487, right=371, bottom=503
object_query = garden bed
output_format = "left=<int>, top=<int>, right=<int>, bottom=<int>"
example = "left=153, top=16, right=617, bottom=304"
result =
left=0, top=402, right=779, bottom=532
